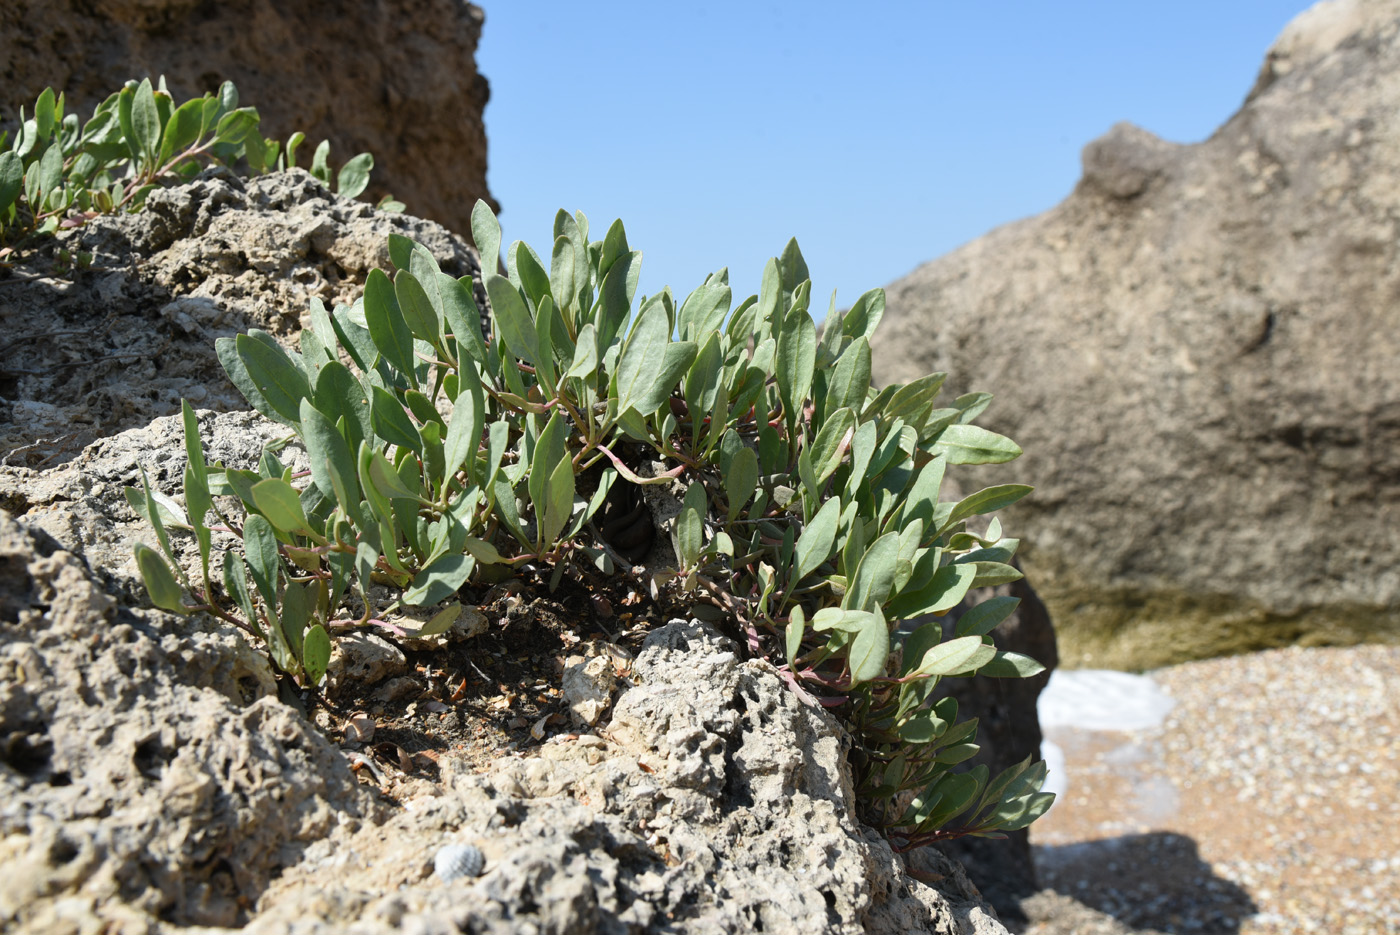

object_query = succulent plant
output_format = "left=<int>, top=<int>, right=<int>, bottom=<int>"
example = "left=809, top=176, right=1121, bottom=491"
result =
left=132, top=198, right=1053, bottom=842
left=0, top=78, right=389, bottom=246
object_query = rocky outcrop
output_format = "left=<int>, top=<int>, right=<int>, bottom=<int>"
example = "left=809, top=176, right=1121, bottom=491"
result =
left=1, top=169, right=482, bottom=469
left=0, top=444, right=1008, bottom=933
left=0, top=172, right=1015, bottom=932
left=870, top=0, right=1400, bottom=669
left=0, top=0, right=494, bottom=232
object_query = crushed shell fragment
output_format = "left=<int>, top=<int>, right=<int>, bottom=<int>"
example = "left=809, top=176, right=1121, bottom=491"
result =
left=434, top=843, right=484, bottom=882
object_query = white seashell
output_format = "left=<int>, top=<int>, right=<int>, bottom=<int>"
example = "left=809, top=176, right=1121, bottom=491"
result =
left=434, top=843, right=484, bottom=882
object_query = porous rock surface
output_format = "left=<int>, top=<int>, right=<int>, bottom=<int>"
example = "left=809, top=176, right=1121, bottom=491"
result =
left=0, top=422, right=1008, bottom=934
left=0, top=173, right=1011, bottom=931
left=870, top=0, right=1400, bottom=668
left=0, top=0, right=494, bottom=231
left=0, top=169, right=482, bottom=469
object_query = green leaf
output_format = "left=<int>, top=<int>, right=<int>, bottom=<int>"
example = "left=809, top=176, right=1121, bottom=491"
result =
left=420, top=602, right=463, bottom=637
left=777, top=238, right=810, bottom=313
left=808, top=606, right=889, bottom=685
left=0, top=152, right=22, bottom=213
left=439, top=272, right=488, bottom=365
left=550, top=235, right=576, bottom=319
left=301, top=397, right=361, bottom=506
left=310, top=139, right=331, bottom=183
left=842, top=288, right=886, bottom=342
left=775, top=306, right=816, bottom=423
left=900, top=454, right=947, bottom=532
left=129, top=78, right=161, bottom=167
left=250, top=478, right=318, bottom=538
left=886, top=562, right=977, bottom=619
left=336, top=152, right=373, bottom=198
left=486, top=273, right=540, bottom=366
left=301, top=624, right=332, bottom=686
left=312, top=361, right=371, bottom=452
left=444, top=363, right=485, bottom=483
left=912, top=634, right=987, bottom=677
left=844, top=531, right=900, bottom=612
left=724, top=446, right=759, bottom=519
left=394, top=270, right=441, bottom=346
left=538, top=456, right=576, bottom=551
left=785, top=605, right=805, bottom=665
left=599, top=217, right=629, bottom=279
left=367, top=448, right=421, bottom=501
left=944, top=484, right=1033, bottom=531
left=157, top=97, right=205, bottom=169
left=613, top=297, right=670, bottom=416
left=509, top=240, right=552, bottom=312
left=931, top=424, right=1023, bottom=465
left=978, top=651, right=1047, bottom=679
left=403, top=553, right=475, bottom=606
left=964, top=561, right=1024, bottom=588
left=364, top=268, right=418, bottom=383
left=471, top=199, right=502, bottom=276
left=597, top=251, right=641, bottom=351
left=222, top=551, right=259, bottom=634
left=673, top=481, right=706, bottom=569
left=808, top=407, right=855, bottom=485
left=823, top=336, right=871, bottom=419
left=683, top=333, right=723, bottom=440
left=565, top=323, right=599, bottom=380
left=370, top=386, right=423, bottom=454
left=955, top=596, right=1020, bottom=638
left=528, top=411, right=569, bottom=521
left=463, top=536, right=507, bottom=565
left=678, top=280, right=732, bottom=342
left=235, top=332, right=311, bottom=424
left=793, top=496, right=840, bottom=582
left=242, top=513, right=280, bottom=609
left=35, top=144, right=62, bottom=202
left=213, top=107, right=259, bottom=146
left=918, top=771, right=982, bottom=829
left=134, top=544, right=186, bottom=614
left=280, top=581, right=311, bottom=658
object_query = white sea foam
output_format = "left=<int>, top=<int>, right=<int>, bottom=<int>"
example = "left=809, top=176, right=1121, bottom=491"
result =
left=1037, top=669, right=1176, bottom=732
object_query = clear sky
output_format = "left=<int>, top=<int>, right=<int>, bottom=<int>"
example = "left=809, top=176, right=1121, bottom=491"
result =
left=477, top=1, right=1314, bottom=314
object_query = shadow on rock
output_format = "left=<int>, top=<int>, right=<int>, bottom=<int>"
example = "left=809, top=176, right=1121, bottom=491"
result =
left=1033, top=831, right=1257, bottom=933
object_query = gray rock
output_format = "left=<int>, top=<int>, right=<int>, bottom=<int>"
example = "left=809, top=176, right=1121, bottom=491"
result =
left=0, top=0, right=494, bottom=232
left=870, top=0, right=1400, bottom=669
left=327, top=633, right=409, bottom=690
left=1, top=170, right=483, bottom=469
left=0, top=170, right=1012, bottom=933
left=0, top=511, right=380, bottom=930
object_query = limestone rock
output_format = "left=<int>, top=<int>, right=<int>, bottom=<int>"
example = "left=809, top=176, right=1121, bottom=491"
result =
left=0, top=0, right=494, bottom=232
left=0, top=170, right=483, bottom=469
left=871, top=0, right=1400, bottom=668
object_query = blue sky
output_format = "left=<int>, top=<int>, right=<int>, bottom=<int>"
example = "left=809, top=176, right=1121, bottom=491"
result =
left=477, top=1, right=1313, bottom=313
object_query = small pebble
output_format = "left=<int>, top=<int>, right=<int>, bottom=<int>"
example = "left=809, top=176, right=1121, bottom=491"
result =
left=434, top=843, right=484, bottom=882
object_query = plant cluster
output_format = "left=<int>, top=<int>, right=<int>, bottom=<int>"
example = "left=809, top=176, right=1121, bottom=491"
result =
left=0, top=78, right=393, bottom=248
left=132, top=199, right=1053, bottom=843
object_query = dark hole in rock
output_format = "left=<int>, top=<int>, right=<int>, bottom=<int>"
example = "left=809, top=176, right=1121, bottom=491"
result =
left=2, top=733, right=53, bottom=778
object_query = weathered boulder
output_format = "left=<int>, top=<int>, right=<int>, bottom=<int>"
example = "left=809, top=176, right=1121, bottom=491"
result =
left=0, top=172, right=1014, bottom=932
left=0, top=448, right=1010, bottom=933
left=870, top=0, right=1400, bottom=669
left=0, top=0, right=494, bottom=232
left=0, top=169, right=482, bottom=469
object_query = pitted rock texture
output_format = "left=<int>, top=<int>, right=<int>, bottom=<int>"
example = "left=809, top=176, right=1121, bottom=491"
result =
left=870, top=0, right=1400, bottom=669
left=237, top=621, right=1008, bottom=935
left=0, top=407, right=1011, bottom=934
left=0, top=510, right=380, bottom=929
left=0, top=0, right=494, bottom=231
left=0, top=170, right=483, bottom=469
